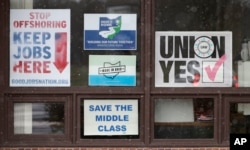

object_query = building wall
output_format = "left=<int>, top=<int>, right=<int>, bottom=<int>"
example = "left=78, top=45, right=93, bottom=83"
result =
left=0, top=148, right=230, bottom=150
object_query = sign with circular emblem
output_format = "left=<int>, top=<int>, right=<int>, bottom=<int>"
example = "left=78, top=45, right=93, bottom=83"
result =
left=194, top=36, right=215, bottom=58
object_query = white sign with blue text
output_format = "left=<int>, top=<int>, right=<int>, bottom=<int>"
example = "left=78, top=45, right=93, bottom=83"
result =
left=84, top=99, right=138, bottom=136
left=84, top=14, right=137, bottom=50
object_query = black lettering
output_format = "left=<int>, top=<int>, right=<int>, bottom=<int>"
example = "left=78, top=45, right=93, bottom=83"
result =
left=189, top=36, right=195, bottom=58
left=211, top=36, right=225, bottom=58
left=187, top=60, right=200, bottom=83
left=160, top=36, right=173, bottom=58
left=175, top=36, right=188, bottom=58
left=159, top=60, right=173, bottom=83
left=175, top=61, right=186, bottom=83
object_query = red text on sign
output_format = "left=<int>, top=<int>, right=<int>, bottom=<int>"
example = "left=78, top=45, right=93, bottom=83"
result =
left=13, top=61, right=51, bottom=73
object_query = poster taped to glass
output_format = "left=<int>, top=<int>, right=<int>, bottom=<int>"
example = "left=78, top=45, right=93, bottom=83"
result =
left=84, top=14, right=137, bottom=50
left=155, top=31, right=232, bottom=87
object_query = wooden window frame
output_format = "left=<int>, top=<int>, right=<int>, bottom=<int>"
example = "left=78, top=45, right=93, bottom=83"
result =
left=4, top=94, right=73, bottom=147
left=222, top=95, right=250, bottom=146
left=0, top=0, right=250, bottom=147
left=149, top=95, right=221, bottom=147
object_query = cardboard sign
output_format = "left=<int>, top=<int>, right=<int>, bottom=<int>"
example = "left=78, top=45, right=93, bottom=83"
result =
left=84, top=14, right=137, bottom=50
left=155, top=31, right=232, bottom=87
left=10, top=9, right=71, bottom=87
left=89, top=55, right=136, bottom=86
left=84, top=99, right=138, bottom=135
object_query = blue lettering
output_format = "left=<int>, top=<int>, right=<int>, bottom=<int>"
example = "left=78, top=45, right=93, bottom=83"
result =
left=33, top=32, right=40, bottom=44
left=121, top=125, right=126, bottom=131
left=12, top=32, right=51, bottom=45
left=89, top=105, right=94, bottom=111
left=23, top=47, right=32, bottom=59
left=98, top=125, right=103, bottom=131
left=42, top=32, right=51, bottom=44
left=109, top=125, right=115, bottom=131
left=14, top=46, right=51, bottom=59
left=24, top=32, right=32, bottom=44
left=13, top=32, right=22, bottom=44
left=33, top=46, right=42, bottom=58
left=43, top=46, right=51, bottom=59
left=13, top=47, right=22, bottom=59
left=97, top=125, right=127, bottom=132
left=95, top=115, right=129, bottom=121
left=115, top=105, right=133, bottom=111
left=96, top=115, right=103, bottom=121
left=91, top=105, right=112, bottom=111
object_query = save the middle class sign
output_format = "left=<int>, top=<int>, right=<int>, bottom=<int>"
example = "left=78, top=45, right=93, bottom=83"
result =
left=84, top=99, right=138, bottom=136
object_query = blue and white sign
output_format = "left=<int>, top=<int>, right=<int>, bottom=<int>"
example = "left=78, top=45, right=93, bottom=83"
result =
left=89, top=55, right=136, bottom=86
left=84, top=99, right=139, bottom=136
left=84, top=14, right=137, bottom=50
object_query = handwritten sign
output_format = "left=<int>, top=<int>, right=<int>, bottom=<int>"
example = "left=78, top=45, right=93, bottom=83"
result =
left=84, top=99, right=138, bottom=135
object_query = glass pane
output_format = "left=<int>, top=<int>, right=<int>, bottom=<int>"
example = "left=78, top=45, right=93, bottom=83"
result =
left=155, top=0, right=250, bottom=88
left=230, top=103, right=250, bottom=134
left=154, top=98, right=214, bottom=139
left=10, top=0, right=141, bottom=87
left=14, top=103, right=64, bottom=134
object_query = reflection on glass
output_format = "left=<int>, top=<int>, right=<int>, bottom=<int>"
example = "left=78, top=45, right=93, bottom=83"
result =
left=230, top=103, right=250, bottom=134
left=155, top=0, right=250, bottom=88
left=10, top=0, right=141, bottom=87
left=154, top=98, right=214, bottom=139
left=14, top=103, right=64, bottom=134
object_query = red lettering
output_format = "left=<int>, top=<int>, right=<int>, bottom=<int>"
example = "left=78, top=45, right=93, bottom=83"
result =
left=43, top=61, right=51, bottom=73
left=13, top=61, right=51, bottom=73
left=33, top=61, right=42, bottom=73
left=13, top=61, right=22, bottom=73
left=24, top=61, right=32, bottom=73
left=29, top=12, right=50, bottom=19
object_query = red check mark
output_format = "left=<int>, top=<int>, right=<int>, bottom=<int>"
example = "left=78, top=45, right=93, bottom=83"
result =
left=205, top=54, right=226, bottom=81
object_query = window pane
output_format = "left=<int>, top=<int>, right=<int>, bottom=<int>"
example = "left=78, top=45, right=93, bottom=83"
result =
left=10, top=0, right=141, bottom=87
left=154, top=98, right=214, bottom=139
left=14, top=103, right=64, bottom=134
left=155, top=0, right=250, bottom=87
left=230, top=103, right=250, bottom=134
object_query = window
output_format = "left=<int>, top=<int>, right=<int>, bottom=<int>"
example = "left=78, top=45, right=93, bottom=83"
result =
left=14, top=103, right=64, bottom=134
left=154, top=98, right=214, bottom=139
left=9, top=0, right=141, bottom=87
left=1, top=0, right=250, bottom=148
left=154, top=0, right=250, bottom=88
left=151, top=96, right=219, bottom=146
left=223, top=96, right=250, bottom=145
left=6, top=95, right=72, bottom=146
left=230, top=103, right=250, bottom=134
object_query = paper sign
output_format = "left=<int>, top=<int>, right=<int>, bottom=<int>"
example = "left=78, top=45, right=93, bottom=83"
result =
left=84, top=14, right=137, bottom=50
left=84, top=99, right=138, bottom=135
left=10, top=9, right=71, bottom=87
left=155, top=31, right=232, bottom=87
left=89, top=55, right=136, bottom=86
